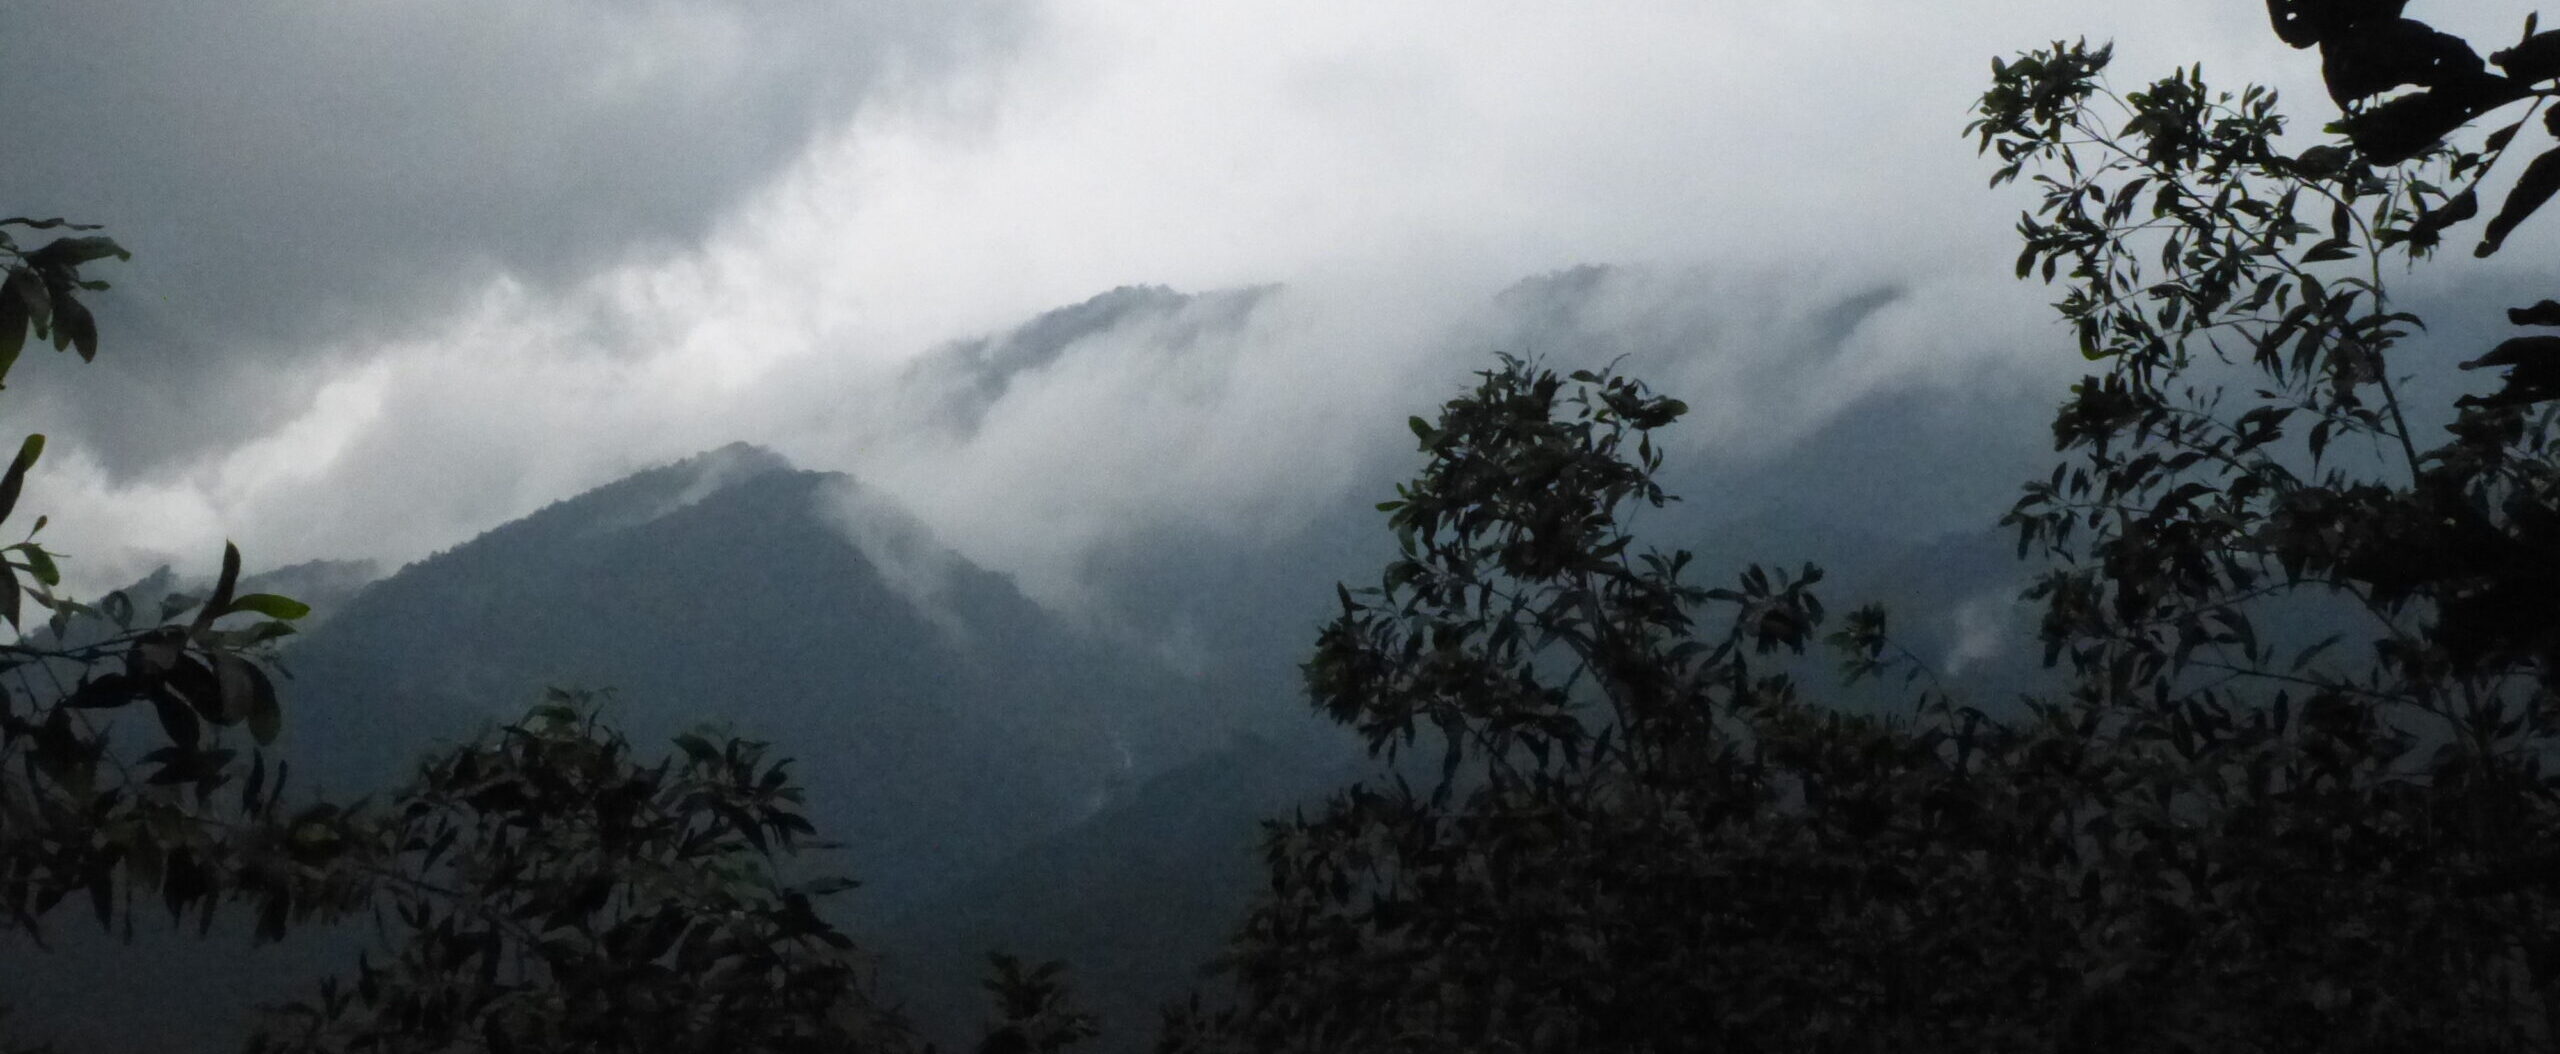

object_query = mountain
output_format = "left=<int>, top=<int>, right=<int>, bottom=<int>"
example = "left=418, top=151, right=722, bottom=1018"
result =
left=7, top=270, right=2087, bottom=1053
left=904, top=283, right=1278, bottom=435
left=6, top=443, right=1245, bottom=1052
left=270, top=442, right=1217, bottom=910
left=867, top=723, right=1365, bottom=1045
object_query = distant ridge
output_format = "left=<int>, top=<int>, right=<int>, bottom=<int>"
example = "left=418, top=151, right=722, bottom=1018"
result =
left=904, top=283, right=1277, bottom=432
left=269, top=442, right=1210, bottom=912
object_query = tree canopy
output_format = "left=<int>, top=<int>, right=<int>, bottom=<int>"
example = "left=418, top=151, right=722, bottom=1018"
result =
left=1167, top=6, right=2560, bottom=1051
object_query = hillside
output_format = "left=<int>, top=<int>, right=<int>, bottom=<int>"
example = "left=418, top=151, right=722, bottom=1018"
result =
left=267, top=443, right=1218, bottom=911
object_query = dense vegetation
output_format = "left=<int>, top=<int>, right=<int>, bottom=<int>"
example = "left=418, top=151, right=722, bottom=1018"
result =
left=9, top=3, right=2560, bottom=1051
left=1166, top=7, right=2560, bottom=1051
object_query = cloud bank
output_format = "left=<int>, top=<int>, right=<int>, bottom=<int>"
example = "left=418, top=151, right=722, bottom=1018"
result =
left=9, top=1, right=2551, bottom=614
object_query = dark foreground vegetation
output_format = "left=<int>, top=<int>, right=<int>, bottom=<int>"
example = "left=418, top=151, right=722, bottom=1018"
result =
left=11, top=4, right=2560, bottom=1051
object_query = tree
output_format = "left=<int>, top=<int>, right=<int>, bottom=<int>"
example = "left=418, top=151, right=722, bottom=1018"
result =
left=1162, top=356, right=2082, bottom=1052
left=245, top=692, right=926, bottom=1054
left=1168, top=6, right=2560, bottom=1051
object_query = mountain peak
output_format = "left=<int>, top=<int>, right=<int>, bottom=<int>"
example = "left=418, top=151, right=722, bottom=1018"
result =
left=906, top=284, right=1279, bottom=433
left=691, top=441, right=793, bottom=475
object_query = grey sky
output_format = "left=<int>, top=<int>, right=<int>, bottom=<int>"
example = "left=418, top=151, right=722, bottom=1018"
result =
left=4, top=1, right=2550, bottom=605
left=0, top=0, right=1024, bottom=463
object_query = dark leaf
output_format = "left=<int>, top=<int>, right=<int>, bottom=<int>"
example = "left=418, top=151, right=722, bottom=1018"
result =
left=2507, top=299, right=2560, bottom=326
left=66, top=673, right=141, bottom=709
left=150, top=690, right=202, bottom=749
left=246, top=664, right=282, bottom=747
left=0, top=216, right=103, bottom=231
left=167, top=655, right=229, bottom=724
left=243, top=750, right=266, bottom=812
left=0, top=432, right=44, bottom=525
left=195, top=542, right=241, bottom=635
left=213, top=650, right=260, bottom=725
left=27, top=236, right=129, bottom=267
left=2403, top=186, right=2479, bottom=250
left=2459, top=335, right=2560, bottom=371
left=2340, top=78, right=2526, bottom=165
left=0, top=272, right=29, bottom=383
left=2265, top=0, right=2407, bottom=49
left=2491, top=30, right=2560, bottom=82
left=2478, top=145, right=2560, bottom=256
left=51, top=296, right=94, bottom=361
left=2321, top=19, right=2486, bottom=105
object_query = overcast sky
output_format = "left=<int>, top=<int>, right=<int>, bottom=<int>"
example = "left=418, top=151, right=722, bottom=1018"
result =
left=3, top=2, right=2549, bottom=606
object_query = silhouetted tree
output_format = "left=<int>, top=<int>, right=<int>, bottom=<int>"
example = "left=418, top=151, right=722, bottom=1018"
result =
left=246, top=693, right=927, bottom=1053
left=1167, top=7, right=2560, bottom=1051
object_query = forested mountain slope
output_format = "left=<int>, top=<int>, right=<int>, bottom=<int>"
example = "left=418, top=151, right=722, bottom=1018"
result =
left=271, top=442, right=1212, bottom=911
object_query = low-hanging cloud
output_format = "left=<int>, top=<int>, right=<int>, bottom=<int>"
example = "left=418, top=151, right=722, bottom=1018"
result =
left=13, top=1, right=2553, bottom=614
left=0, top=0, right=1027, bottom=471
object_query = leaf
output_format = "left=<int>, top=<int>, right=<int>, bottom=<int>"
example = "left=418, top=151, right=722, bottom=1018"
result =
left=0, top=433, right=44, bottom=525
left=246, top=665, right=282, bottom=746
left=2491, top=29, right=2560, bottom=82
left=7, top=268, right=47, bottom=328
left=66, top=672, right=142, bottom=708
left=2320, top=19, right=2487, bottom=105
left=27, top=236, right=128, bottom=266
left=13, top=543, right=57, bottom=587
left=0, top=272, right=28, bottom=384
left=0, top=217, right=102, bottom=231
left=52, top=296, right=95, bottom=361
left=242, top=750, right=266, bottom=812
left=2340, top=79, right=2525, bottom=165
left=150, top=690, right=202, bottom=749
left=2478, top=145, right=2560, bottom=256
left=167, top=656, right=230, bottom=724
left=223, top=593, right=310, bottom=621
left=2509, top=300, right=2560, bottom=326
left=195, top=542, right=241, bottom=634
left=2486, top=120, right=2524, bottom=155
left=2403, top=186, right=2478, bottom=250
left=2459, top=335, right=2560, bottom=370
left=673, top=732, right=720, bottom=765
left=213, top=650, right=260, bottom=725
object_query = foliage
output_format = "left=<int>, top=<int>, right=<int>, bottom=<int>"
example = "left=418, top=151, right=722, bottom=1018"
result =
left=248, top=693, right=927, bottom=1054
left=976, top=953, right=1101, bottom=1054
left=1170, top=6, right=2560, bottom=1052
left=0, top=219, right=352, bottom=951
left=0, top=216, right=123, bottom=378
left=1161, top=357, right=1918, bottom=1051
